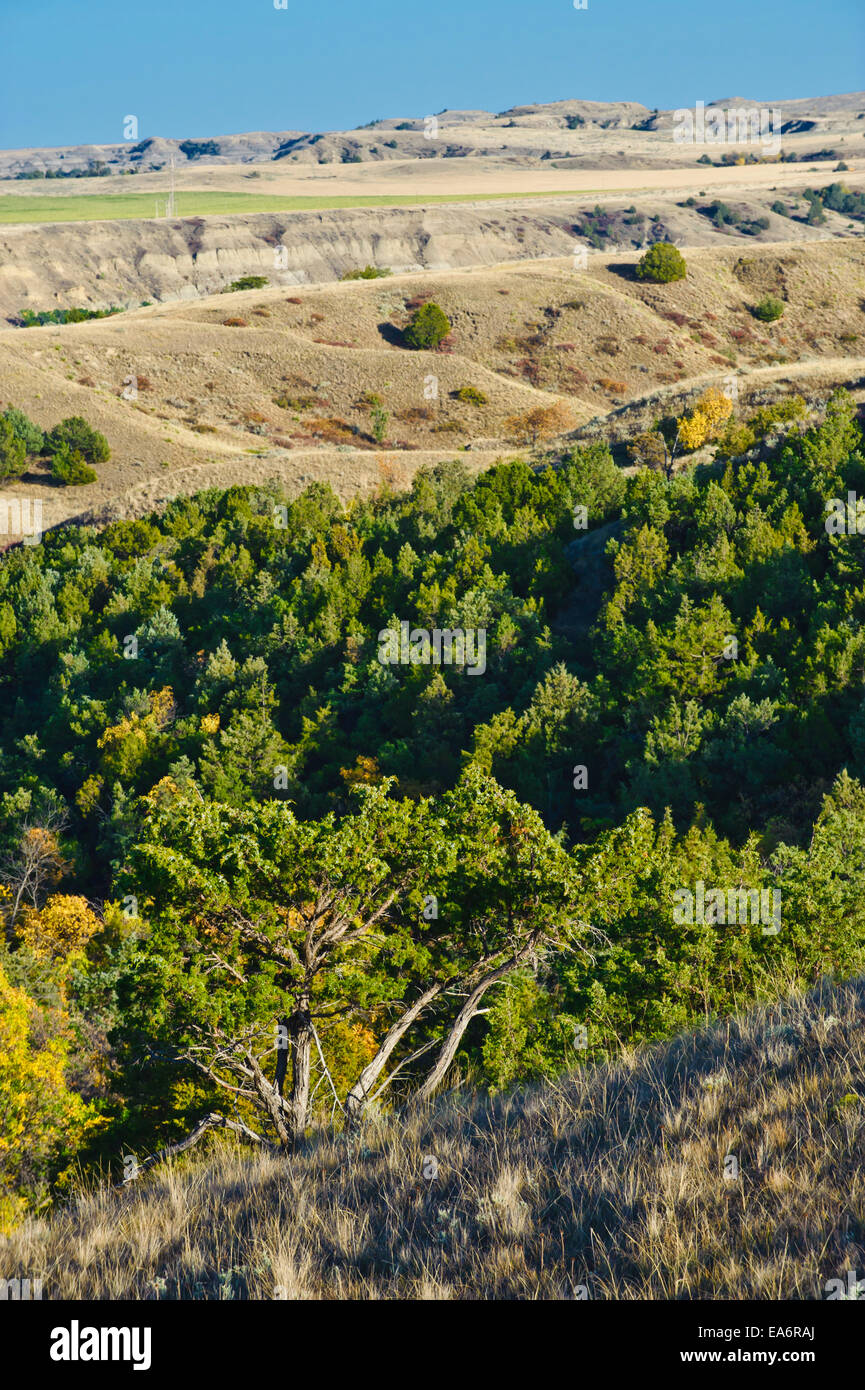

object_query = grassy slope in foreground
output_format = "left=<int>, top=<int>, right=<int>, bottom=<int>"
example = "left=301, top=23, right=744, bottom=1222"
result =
left=0, top=188, right=595, bottom=225
left=4, top=975, right=863, bottom=1300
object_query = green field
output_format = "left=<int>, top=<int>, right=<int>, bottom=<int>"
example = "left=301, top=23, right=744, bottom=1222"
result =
left=0, top=188, right=590, bottom=225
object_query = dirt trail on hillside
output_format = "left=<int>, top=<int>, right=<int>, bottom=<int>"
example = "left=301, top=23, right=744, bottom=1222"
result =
left=63, top=356, right=865, bottom=530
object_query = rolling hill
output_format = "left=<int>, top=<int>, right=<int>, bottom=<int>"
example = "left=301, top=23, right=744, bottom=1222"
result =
left=1, top=239, right=864, bottom=542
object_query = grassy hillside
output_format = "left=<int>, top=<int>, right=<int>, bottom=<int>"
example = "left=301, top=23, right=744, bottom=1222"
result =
left=0, top=241, right=863, bottom=535
left=2, top=975, right=863, bottom=1300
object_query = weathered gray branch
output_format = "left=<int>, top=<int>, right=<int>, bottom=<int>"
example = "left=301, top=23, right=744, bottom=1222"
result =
left=121, top=1111, right=274, bottom=1185
left=344, top=981, right=443, bottom=1124
left=415, top=951, right=532, bottom=1103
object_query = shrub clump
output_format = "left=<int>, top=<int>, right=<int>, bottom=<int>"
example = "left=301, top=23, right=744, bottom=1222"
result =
left=223, top=277, right=268, bottom=293
left=0, top=417, right=27, bottom=480
left=50, top=443, right=97, bottom=485
left=180, top=140, right=220, bottom=159
left=18, top=305, right=122, bottom=328
left=44, top=417, right=110, bottom=466
left=370, top=405, right=389, bottom=443
left=2, top=407, right=44, bottom=457
left=274, top=394, right=322, bottom=412
left=635, top=243, right=687, bottom=283
left=752, top=295, right=785, bottom=323
left=340, top=266, right=392, bottom=280
left=504, top=401, right=575, bottom=445
left=597, top=378, right=629, bottom=394
left=403, top=302, right=451, bottom=350
left=452, top=386, right=488, bottom=406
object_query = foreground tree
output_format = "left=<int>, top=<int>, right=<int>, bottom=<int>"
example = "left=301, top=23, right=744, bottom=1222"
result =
left=121, top=769, right=588, bottom=1161
left=0, top=959, right=94, bottom=1227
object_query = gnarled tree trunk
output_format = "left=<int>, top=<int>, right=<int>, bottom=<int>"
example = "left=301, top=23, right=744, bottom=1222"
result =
left=415, top=956, right=523, bottom=1104
left=344, top=982, right=442, bottom=1126
left=287, top=997, right=312, bottom=1146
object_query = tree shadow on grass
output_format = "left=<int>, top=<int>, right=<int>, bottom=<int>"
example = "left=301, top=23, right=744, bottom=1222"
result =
left=605, top=262, right=642, bottom=283
left=377, top=322, right=406, bottom=347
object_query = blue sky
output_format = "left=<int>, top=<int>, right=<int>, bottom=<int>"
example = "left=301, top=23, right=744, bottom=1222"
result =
left=0, top=0, right=862, bottom=150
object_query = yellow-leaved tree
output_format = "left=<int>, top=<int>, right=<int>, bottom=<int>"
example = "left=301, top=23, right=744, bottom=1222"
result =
left=677, top=387, right=734, bottom=451
left=1, top=825, right=68, bottom=929
left=0, top=963, right=93, bottom=1230
left=628, top=388, right=735, bottom=479
left=16, top=894, right=102, bottom=963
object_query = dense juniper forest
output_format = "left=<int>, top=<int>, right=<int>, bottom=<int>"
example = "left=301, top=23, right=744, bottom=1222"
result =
left=3, top=385, right=865, bottom=1225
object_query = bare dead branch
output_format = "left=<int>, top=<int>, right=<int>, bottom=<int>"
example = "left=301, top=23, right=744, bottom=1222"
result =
left=120, top=1111, right=275, bottom=1186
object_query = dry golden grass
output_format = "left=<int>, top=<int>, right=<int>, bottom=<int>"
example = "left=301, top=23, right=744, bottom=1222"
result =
left=0, top=241, right=863, bottom=541
left=2, top=976, right=864, bottom=1300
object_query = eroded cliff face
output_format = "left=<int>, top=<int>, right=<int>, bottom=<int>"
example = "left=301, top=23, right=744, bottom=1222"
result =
left=0, top=203, right=588, bottom=321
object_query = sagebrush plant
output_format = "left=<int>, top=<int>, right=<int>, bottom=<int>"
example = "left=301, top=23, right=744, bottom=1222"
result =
left=3, top=976, right=862, bottom=1299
